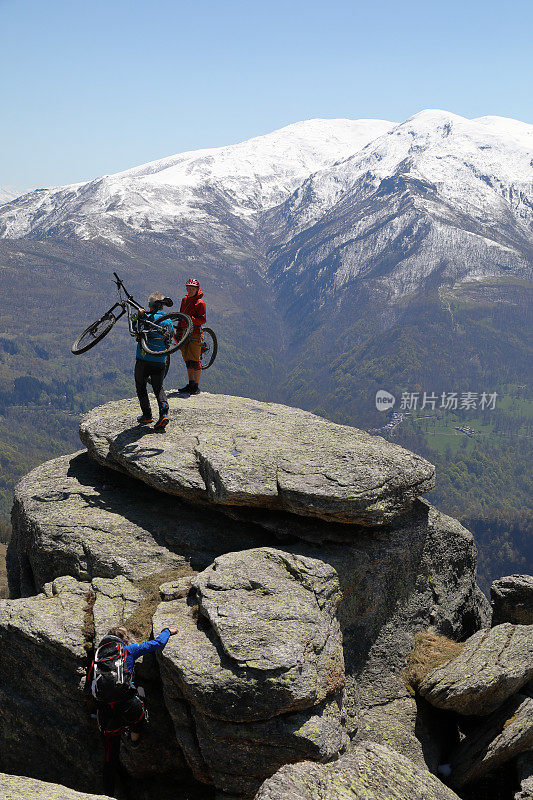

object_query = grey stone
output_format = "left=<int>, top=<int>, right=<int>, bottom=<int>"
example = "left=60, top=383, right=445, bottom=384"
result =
left=193, top=549, right=345, bottom=702
left=353, top=695, right=459, bottom=773
left=195, top=694, right=346, bottom=797
left=6, top=447, right=488, bottom=789
left=154, top=548, right=347, bottom=796
left=0, top=773, right=113, bottom=800
left=159, top=575, right=194, bottom=600
left=91, top=574, right=144, bottom=642
left=254, top=739, right=462, bottom=800
left=449, top=693, right=533, bottom=787
left=0, top=577, right=102, bottom=789
left=491, top=574, right=533, bottom=626
left=338, top=501, right=488, bottom=764
left=419, top=623, right=533, bottom=715
left=8, top=450, right=270, bottom=596
left=79, top=393, right=435, bottom=525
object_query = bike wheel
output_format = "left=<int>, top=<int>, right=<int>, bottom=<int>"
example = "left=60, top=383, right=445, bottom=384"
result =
left=139, top=312, right=192, bottom=356
left=200, top=327, right=218, bottom=369
left=71, top=314, right=115, bottom=354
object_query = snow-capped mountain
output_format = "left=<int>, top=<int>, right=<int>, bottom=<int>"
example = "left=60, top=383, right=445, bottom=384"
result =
left=264, top=110, right=533, bottom=305
left=1, top=110, right=530, bottom=304
left=0, top=118, right=394, bottom=242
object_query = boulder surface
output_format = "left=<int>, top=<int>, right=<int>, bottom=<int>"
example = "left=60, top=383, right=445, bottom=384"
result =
left=0, top=574, right=185, bottom=795
left=9, top=450, right=270, bottom=596
left=79, top=392, right=435, bottom=525
left=254, top=740, right=462, bottom=800
left=2, top=393, right=492, bottom=798
left=419, top=623, right=533, bottom=715
left=491, top=575, right=533, bottom=626
left=154, top=547, right=347, bottom=796
left=515, top=752, right=533, bottom=800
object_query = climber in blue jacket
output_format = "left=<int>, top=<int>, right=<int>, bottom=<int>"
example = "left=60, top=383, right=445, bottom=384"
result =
left=88, top=625, right=178, bottom=797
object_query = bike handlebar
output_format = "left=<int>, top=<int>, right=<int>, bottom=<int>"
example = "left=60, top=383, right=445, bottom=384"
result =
left=113, top=272, right=134, bottom=301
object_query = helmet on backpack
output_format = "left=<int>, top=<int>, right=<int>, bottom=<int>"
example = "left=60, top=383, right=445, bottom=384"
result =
left=91, top=635, right=133, bottom=703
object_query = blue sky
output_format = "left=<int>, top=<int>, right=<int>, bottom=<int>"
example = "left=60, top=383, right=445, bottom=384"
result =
left=1, top=0, right=532, bottom=190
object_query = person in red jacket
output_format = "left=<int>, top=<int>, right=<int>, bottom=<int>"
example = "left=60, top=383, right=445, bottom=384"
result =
left=177, top=278, right=206, bottom=394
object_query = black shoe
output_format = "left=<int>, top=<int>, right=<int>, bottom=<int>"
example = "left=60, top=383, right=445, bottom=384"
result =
left=179, top=383, right=192, bottom=393
left=189, top=383, right=200, bottom=395
left=137, top=414, right=154, bottom=424
left=154, top=415, right=169, bottom=432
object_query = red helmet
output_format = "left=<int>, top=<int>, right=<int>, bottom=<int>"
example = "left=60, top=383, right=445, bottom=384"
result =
left=186, top=278, right=200, bottom=287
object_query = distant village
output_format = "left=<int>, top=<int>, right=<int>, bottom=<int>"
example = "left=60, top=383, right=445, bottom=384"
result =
left=374, top=411, right=477, bottom=438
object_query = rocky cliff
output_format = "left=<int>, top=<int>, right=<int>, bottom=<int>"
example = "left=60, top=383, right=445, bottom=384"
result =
left=2, top=391, right=519, bottom=800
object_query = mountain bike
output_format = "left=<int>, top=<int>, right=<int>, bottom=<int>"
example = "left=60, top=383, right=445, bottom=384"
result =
left=71, top=273, right=193, bottom=356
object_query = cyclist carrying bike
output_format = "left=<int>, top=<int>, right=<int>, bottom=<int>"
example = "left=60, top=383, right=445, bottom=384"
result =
left=134, top=293, right=175, bottom=430
left=177, top=278, right=206, bottom=395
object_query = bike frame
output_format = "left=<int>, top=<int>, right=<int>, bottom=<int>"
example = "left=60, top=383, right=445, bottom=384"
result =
left=112, top=273, right=171, bottom=340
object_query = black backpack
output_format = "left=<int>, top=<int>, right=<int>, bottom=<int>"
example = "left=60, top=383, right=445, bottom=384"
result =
left=91, top=635, right=133, bottom=703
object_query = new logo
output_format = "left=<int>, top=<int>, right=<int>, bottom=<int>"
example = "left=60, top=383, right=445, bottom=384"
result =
left=375, top=390, right=396, bottom=411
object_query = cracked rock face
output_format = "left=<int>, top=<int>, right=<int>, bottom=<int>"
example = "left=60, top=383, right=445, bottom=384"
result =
left=154, top=548, right=347, bottom=797
left=419, top=623, right=533, bottom=715
left=9, top=450, right=270, bottom=595
left=449, top=691, right=533, bottom=787
left=515, top=753, right=533, bottom=800
left=254, top=739, right=462, bottom=800
left=79, top=393, right=435, bottom=525
left=0, top=577, right=103, bottom=789
left=7, top=441, right=489, bottom=785
left=491, top=575, right=533, bottom=626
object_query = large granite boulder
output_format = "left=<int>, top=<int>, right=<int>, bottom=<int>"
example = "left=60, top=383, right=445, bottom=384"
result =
left=4, top=394, right=491, bottom=797
left=154, top=548, right=347, bottom=797
left=0, top=773, right=112, bottom=800
left=491, top=575, right=533, bottom=626
left=9, top=450, right=270, bottom=596
left=448, top=692, right=533, bottom=787
left=353, top=696, right=458, bottom=774
left=254, top=740, right=462, bottom=800
left=79, top=393, right=435, bottom=525
left=7, top=439, right=488, bottom=782
left=0, top=574, right=185, bottom=797
left=419, top=623, right=533, bottom=715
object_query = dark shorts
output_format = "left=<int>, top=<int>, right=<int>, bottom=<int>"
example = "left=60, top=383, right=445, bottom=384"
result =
left=97, top=694, right=146, bottom=735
